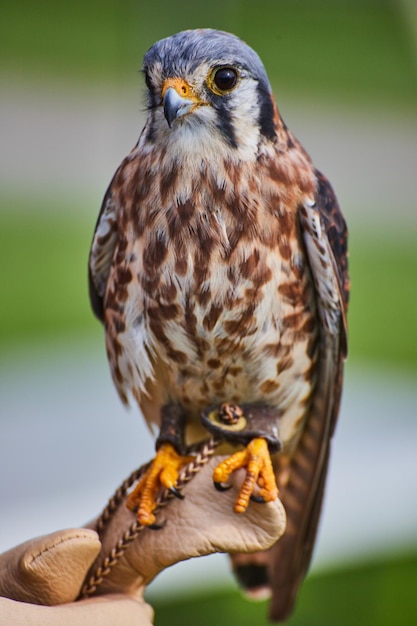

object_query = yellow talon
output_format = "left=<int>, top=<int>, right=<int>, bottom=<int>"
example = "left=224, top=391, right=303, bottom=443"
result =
left=213, top=438, right=279, bottom=514
left=126, top=443, right=194, bottom=526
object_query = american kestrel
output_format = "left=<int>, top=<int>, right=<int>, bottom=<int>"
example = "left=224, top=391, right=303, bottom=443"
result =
left=88, top=29, right=349, bottom=621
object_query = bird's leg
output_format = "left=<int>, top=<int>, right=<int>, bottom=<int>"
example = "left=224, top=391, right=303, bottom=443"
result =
left=213, top=438, right=279, bottom=514
left=126, top=405, right=194, bottom=526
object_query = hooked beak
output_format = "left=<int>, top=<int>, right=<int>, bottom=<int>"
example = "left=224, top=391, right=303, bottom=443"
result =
left=163, top=87, right=194, bottom=128
left=162, top=78, right=203, bottom=128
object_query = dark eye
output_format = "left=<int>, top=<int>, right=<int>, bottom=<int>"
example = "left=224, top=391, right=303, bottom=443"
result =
left=213, top=67, right=238, bottom=92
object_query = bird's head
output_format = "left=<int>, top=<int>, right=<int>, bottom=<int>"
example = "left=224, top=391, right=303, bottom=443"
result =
left=141, top=29, right=278, bottom=160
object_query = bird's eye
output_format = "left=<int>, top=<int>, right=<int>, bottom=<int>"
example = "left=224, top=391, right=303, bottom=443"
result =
left=211, top=67, right=239, bottom=93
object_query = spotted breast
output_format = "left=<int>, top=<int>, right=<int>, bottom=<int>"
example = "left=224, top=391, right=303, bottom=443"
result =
left=101, top=132, right=318, bottom=449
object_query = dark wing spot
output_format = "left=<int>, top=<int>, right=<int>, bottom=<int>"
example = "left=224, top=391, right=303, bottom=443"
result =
left=282, top=312, right=302, bottom=329
left=159, top=280, right=178, bottom=303
left=159, top=166, right=179, bottom=204
left=240, top=249, right=260, bottom=279
left=207, top=358, right=221, bottom=368
left=175, top=256, right=188, bottom=276
left=143, top=236, right=168, bottom=272
left=260, top=379, right=280, bottom=394
left=277, top=355, right=294, bottom=373
left=256, top=264, right=273, bottom=286
left=116, top=266, right=132, bottom=285
left=203, top=303, right=223, bottom=332
left=157, top=303, right=179, bottom=320
left=278, top=239, right=292, bottom=260
left=167, top=349, right=188, bottom=364
left=301, top=318, right=315, bottom=333
left=303, top=361, right=317, bottom=382
left=114, top=364, right=124, bottom=384
left=113, top=318, right=126, bottom=333
left=212, top=380, right=225, bottom=392
left=196, top=287, right=211, bottom=307
left=278, top=282, right=301, bottom=304
left=278, top=210, right=294, bottom=237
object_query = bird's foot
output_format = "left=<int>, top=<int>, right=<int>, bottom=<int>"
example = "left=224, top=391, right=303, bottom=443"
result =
left=126, top=443, right=194, bottom=526
left=213, top=438, right=279, bottom=514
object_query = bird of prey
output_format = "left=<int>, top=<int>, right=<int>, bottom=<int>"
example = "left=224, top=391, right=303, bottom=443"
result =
left=88, top=29, right=349, bottom=621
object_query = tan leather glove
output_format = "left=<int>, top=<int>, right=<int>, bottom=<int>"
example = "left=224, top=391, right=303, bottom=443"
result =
left=0, top=455, right=286, bottom=625
left=0, top=528, right=152, bottom=626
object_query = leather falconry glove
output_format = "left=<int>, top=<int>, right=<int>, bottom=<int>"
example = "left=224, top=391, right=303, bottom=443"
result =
left=0, top=455, right=286, bottom=625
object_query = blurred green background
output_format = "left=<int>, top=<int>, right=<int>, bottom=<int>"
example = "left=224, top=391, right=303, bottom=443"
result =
left=1, top=0, right=417, bottom=623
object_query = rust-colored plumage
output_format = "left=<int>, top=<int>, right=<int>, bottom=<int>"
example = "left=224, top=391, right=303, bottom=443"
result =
left=89, top=29, right=349, bottom=622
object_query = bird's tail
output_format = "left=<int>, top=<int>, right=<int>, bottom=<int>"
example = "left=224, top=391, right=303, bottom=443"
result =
left=230, top=551, right=272, bottom=601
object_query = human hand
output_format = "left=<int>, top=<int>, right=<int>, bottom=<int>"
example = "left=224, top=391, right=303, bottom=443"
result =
left=0, top=454, right=286, bottom=624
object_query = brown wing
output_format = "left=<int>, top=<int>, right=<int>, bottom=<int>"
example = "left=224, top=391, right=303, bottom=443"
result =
left=88, top=153, right=155, bottom=408
left=269, top=170, right=349, bottom=622
left=88, top=170, right=122, bottom=322
left=315, top=170, right=350, bottom=313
